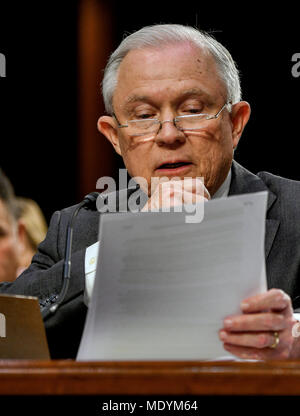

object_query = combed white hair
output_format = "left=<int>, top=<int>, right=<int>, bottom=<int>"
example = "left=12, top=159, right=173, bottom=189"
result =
left=102, top=24, right=241, bottom=115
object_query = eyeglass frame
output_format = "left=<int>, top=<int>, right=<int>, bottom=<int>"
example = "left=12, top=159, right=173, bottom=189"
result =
left=112, top=101, right=232, bottom=135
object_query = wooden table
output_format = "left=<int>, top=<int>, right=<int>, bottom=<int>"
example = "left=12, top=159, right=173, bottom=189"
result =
left=1, top=359, right=300, bottom=395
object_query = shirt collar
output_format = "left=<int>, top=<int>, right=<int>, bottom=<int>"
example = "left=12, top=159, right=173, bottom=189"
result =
left=211, top=169, right=232, bottom=199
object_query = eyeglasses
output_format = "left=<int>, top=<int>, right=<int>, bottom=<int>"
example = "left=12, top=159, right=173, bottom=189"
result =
left=113, top=102, right=231, bottom=143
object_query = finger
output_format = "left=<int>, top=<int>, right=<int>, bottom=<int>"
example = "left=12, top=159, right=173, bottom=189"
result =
left=240, top=289, right=293, bottom=314
left=144, top=182, right=180, bottom=209
left=222, top=343, right=268, bottom=361
left=179, top=178, right=210, bottom=199
left=145, top=179, right=209, bottom=211
left=219, top=330, right=281, bottom=349
left=158, top=186, right=207, bottom=208
left=160, top=178, right=210, bottom=199
left=144, top=190, right=197, bottom=210
left=222, top=312, right=286, bottom=332
left=182, top=190, right=208, bottom=205
left=222, top=340, right=293, bottom=360
left=165, top=191, right=207, bottom=208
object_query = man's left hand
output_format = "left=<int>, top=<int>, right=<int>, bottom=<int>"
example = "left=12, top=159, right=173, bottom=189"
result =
left=219, top=288, right=300, bottom=359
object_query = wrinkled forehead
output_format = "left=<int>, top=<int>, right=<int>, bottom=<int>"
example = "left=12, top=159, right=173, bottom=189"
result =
left=113, top=43, right=226, bottom=108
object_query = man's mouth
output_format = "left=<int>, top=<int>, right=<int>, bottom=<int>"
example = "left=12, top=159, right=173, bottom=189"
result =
left=156, top=161, right=192, bottom=172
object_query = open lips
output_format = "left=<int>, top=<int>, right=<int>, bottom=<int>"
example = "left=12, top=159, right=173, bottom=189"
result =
left=156, top=161, right=193, bottom=172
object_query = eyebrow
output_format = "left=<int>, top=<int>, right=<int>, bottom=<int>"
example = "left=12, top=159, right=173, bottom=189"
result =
left=124, top=95, right=151, bottom=105
left=122, top=95, right=155, bottom=117
left=124, top=88, right=213, bottom=107
left=179, top=88, right=215, bottom=105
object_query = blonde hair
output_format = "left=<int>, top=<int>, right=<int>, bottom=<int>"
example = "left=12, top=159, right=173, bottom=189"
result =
left=16, top=197, right=48, bottom=251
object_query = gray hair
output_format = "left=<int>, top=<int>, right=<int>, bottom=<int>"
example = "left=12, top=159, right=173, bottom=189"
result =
left=102, top=24, right=241, bottom=115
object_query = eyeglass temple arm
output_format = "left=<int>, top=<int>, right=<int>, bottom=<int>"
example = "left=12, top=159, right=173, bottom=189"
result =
left=113, top=112, right=128, bottom=128
left=211, top=101, right=232, bottom=118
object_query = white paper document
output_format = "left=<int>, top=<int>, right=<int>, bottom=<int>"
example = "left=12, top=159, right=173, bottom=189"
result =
left=77, top=191, right=268, bottom=361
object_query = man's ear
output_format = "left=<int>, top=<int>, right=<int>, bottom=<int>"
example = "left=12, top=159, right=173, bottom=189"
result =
left=230, top=101, right=251, bottom=149
left=97, top=116, right=122, bottom=156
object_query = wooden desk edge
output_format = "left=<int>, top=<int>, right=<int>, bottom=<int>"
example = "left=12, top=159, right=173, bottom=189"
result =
left=1, top=360, right=300, bottom=396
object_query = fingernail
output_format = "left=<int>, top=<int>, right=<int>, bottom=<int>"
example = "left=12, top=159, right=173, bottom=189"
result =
left=224, top=319, right=233, bottom=327
left=276, top=293, right=289, bottom=303
left=241, top=302, right=250, bottom=310
left=219, top=331, right=227, bottom=339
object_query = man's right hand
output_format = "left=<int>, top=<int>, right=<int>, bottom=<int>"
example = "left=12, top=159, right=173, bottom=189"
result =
left=142, top=178, right=210, bottom=212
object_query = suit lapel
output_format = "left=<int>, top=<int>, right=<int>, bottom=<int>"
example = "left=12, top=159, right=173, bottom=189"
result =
left=229, top=161, right=280, bottom=258
left=265, top=219, right=280, bottom=258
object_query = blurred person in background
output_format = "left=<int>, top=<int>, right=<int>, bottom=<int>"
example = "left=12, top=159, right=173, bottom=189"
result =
left=15, top=197, right=48, bottom=275
left=0, top=168, right=23, bottom=282
left=0, top=168, right=47, bottom=281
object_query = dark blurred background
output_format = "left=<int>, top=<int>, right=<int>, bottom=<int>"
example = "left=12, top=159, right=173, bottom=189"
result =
left=0, top=0, right=299, bottom=223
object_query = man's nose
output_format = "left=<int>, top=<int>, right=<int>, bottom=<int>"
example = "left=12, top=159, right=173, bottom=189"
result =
left=155, top=119, right=186, bottom=145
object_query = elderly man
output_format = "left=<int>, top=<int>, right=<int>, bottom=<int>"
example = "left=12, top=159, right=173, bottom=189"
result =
left=1, top=24, right=300, bottom=359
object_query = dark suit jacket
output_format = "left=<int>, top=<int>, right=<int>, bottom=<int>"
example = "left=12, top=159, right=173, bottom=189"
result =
left=1, top=161, right=300, bottom=358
